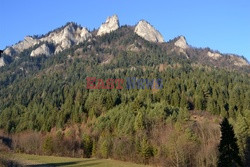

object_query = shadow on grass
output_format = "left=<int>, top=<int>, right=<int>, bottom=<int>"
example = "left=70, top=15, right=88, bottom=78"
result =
left=27, top=159, right=102, bottom=167
left=0, top=158, right=23, bottom=167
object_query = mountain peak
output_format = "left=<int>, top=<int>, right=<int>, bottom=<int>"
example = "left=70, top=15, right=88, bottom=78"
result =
left=134, top=20, right=164, bottom=43
left=174, top=36, right=188, bottom=49
left=97, top=15, right=120, bottom=36
left=3, top=22, right=92, bottom=57
left=3, top=36, right=40, bottom=57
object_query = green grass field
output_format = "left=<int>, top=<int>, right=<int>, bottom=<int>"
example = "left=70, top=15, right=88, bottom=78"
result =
left=1, top=153, right=150, bottom=167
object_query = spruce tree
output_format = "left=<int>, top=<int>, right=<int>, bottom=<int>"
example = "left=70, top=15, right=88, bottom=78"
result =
left=218, top=118, right=242, bottom=167
left=134, top=112, right=145, bottom=131
left=235, top=114, right=249, bottom=157
left=82, top=134, right=93, bottom=158
left=140, top=138, right=152, bottom=164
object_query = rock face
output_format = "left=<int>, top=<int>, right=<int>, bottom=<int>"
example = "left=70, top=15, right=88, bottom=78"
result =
left=0, top=57, right=5, bottom=67
left=30, top=44, right=51, bottom=57
left=4, top=36, right=39, bottom=56
left=41, top=23, right=92, bottom=51
left=4, top=23, right=92, bottom=56
left=14, top=36, right=39, bottom=52
left=97, top=15, right=119, bottom=36
left=3, top=47, right=16, bottom=56
left=207, top=51, right=222, bottom=60
left=175, top=36, right=188, bottom=49
left=134, top=20, right=164, bottom=43
left=229, top=55, right=249, bottom=66
left=55, top=46, right=63, bottom=54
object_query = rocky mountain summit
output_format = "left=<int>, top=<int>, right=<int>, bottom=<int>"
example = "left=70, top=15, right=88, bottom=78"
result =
left=4, top=23, right=91, bottom=58
left=4, top=36, right=39, bottom=56
left=174, top=36, right=188, bottom=49
left=97, top=15, right=119, bottom=36
left=41, top=23, right=92, bottom=53
left=1, top=14, right=249, bottom=69
left=134, top=20, right=164, bottom=43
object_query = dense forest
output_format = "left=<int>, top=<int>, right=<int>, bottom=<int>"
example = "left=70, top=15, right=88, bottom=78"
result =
left=0, top=26, right=250, bottom=166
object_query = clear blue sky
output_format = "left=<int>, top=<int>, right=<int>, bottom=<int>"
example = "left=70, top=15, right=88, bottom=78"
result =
left=1, top=0, right=250, bottom=61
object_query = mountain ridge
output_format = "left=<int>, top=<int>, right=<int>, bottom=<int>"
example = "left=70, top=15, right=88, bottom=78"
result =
left=1, top=14, right=249, bottom=68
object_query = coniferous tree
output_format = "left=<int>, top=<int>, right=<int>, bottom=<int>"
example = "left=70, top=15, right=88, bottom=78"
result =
left=234, top=114, right=249, bottom=158
left=82, top=134, right=93, bottom=158
left=134, top=112, right=145, bottom=131
left=140, top=138, right=152, bottom=164
left=218, top=118, right=242, bottom=167
left=180, top=93, right=188, bottom=109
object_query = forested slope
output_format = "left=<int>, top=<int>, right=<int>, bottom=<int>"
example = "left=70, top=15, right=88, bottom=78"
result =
left=0, top=26, right=250, bottom=166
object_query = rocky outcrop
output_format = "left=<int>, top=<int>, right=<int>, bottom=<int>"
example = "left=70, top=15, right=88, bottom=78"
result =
left=175, top=36, right=188, bottom=49
left=30, top=44, right=51, bottom=57
left=14, top=36, right=39, bottom=52
left=229, top=55, right=249, bottom=66
left=4, top=23, right=92, bottom=56
left=3, top=47, right=16, bottom=56
left=0, top=57, right=5, bottom=67
left=207, top=51, right=222, bottom=60
left=55, top=46, right=63, bottom=54
left=134, top=20, right=164, bottom=43
left=41, top=23, right=92, bottom=51
left=97, top=15, right=120, bottom=36
left=3, top=36, right=39, bottom=56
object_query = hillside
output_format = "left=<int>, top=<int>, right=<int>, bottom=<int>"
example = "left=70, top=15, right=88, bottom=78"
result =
left=0, top=15, right=250, bottom=166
